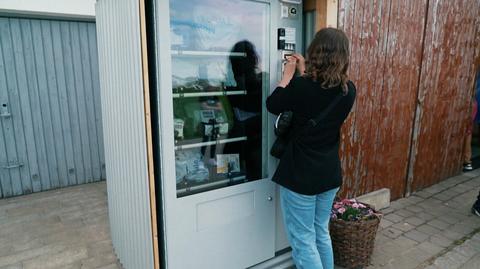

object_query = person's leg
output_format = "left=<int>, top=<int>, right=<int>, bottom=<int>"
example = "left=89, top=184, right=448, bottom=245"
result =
left=280, top=186, right=323, bottom=269
left=473, top=190, right=480, bottom=216
left=314, top=187, right=339, bottom=269
left=464, top=131, right=473, bottom=171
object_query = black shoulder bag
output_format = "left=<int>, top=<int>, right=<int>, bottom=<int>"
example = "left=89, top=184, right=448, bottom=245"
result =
left=270, top=92, right=344, bottom=159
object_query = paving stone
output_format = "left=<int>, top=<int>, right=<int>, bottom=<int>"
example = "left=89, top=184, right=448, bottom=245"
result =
left=97, top=263, right=122, bottom=269
left=432, top=255, right=463, bottom=269
left=392, top=222, right=415, bottom=232
left=417, top=241, right=445, bottom=256
left=379, top=218, right=394, bottom=229
left=427, top=219, right=451, bottom=230
left=0, top=264, right=22, bottom=269
left=404, top=229, right=430, bottom=243
left=417, top=224, right=442, bottom=236
left=450, top=223, right=477, bottom=236
left=386, top=256, right=419, bottom=269
left=430, top=234, right=455, bottom=248
left=404, top=216, right=425, bottom=226
left=433, top=192, right=452, bottom=202
left=396, top=209, right=415, bottom=218
left=453, top=243, right=478, bottom=259
left=416, top=212, right=436, bottom=222
left=413, top=191, right=433, bottom=199
left=459, top=253, right=480, bottom=269
left=380, top=207, right=395, bottom=214
left=22, top=247, right=88, bottom=269
left=76, top=253, right=117, bottom=268
left=442, top=230, right=465, bottom=241
left=402, top=246, right=433, bottom=264
left=87, top=240, right=114, bottom=258
left=383, top=213, right=404, bottom=223
left=382, top=227, right=403, bottom=239
left=0, top=244, right=65, bottom=268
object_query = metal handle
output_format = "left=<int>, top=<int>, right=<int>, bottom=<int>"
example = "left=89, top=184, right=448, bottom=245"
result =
left=267, top=196, right=273, bottom=201
left=3, top=163, right=24, bottom=169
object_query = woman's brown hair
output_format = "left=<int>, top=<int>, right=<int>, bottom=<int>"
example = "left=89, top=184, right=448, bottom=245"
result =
left=305, top=28, right=350, bottom=92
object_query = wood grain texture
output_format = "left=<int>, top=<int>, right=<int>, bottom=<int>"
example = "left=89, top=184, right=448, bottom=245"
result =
left=409, top=0, right=480, bottom=192
left=338, top=0, right=428, bottom=199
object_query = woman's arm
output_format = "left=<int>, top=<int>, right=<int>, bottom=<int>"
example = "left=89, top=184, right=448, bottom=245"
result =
left=266, top=58, right=297, bottom=115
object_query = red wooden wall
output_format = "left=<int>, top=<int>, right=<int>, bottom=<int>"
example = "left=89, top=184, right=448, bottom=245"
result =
left=337, top=0, right=480, bottom=199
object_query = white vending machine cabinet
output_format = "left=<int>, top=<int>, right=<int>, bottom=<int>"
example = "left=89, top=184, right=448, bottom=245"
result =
left=150, top=0, right=303, bottom=268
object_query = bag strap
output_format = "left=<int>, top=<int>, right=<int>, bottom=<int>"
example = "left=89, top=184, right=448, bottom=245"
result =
left=307, top=88, right=345, bottom=127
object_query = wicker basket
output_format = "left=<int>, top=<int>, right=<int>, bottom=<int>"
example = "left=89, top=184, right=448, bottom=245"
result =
left=330, top=215, right=381, bottom=269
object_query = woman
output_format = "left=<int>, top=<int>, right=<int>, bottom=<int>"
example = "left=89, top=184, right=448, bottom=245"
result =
left=266, top=28, right=356, bottom=269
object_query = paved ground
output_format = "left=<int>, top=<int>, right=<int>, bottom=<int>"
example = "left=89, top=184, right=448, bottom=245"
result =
left=0, top=171, right=479, bottom=269
left=365, top=170, right=480, bottom=269
left=0, top=183, right=121, bottom=269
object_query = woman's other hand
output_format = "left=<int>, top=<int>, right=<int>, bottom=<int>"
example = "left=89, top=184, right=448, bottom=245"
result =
left=278, top=56, right=297, bottom=88
left=293, top=53, right=306, bottom=75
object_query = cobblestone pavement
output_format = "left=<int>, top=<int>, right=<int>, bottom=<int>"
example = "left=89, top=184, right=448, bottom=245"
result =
left=1, top=171, right=479, bottom=269
left=365, top=170, right=480, bottom=269
left=0, top=182, right=121, bottom=269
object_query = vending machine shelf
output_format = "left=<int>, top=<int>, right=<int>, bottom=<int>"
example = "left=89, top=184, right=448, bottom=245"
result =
left=176, top=175, right=247, bottom=197
left=174, top=136, right=248, bottom=150
left=171, top=50, right=247, bottom=57
left=172, top=90, right=247, bottom=98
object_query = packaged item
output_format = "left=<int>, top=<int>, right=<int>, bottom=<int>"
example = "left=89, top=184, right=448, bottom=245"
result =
left=174, top=118, right=185, bottom=139
left=176, top=150, right=210, bottom=183
left=216, top=154, right=240, bottom=174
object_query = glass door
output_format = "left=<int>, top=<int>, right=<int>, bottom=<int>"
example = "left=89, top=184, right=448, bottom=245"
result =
left=170, top=0, right=270, bottom=197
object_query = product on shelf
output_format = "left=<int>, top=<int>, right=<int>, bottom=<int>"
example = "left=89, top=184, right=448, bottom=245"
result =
left=174, top=118, right=185, bottom=139
left=216, top=154, right=240, bottom=174
left=175, top=150, right=210, bottom=183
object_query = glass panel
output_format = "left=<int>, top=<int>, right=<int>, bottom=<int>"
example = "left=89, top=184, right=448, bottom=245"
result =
left=169, top=0, right=269, bottom=197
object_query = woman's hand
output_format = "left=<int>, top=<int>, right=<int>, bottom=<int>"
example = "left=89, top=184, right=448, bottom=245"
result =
left=293, top=53, right=306, bottom=75
left=278, top=56, right=297, bottom=88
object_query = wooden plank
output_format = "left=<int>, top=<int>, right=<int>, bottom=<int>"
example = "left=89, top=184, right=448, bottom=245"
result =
left=371, top=0, right=427, bottom=199
left=79, top=22, right=101, bottom=183
left=60, top=21, right=85, bottom=186
left=7, top=18, right=38, bottom=195
left=304, top=0, right=316, bottom=12
left=315, top=0, right=327, bottom=31
left=87, top=23, right=106, bottom=181
left=70, top=22, right=93, bottom=185
left=51, top=20, right=77, bottom=187
left=138, top=0, right=159, bottom=267
left=409, top=0, right=480, bottom=191
left=338, top=0, right=428, bottom=199
left=0, top=30, right=13, bottom=198
left=31, top=19, right=59, bottom=190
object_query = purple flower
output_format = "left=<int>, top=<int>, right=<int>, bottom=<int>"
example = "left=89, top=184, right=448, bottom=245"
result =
left=338, top=207, right=346, bottom=214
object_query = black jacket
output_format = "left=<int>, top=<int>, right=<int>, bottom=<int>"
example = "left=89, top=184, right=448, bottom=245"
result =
left=266, top=77, right=356, bottom=195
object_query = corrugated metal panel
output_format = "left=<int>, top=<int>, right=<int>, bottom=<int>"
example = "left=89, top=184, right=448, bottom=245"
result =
left=338, top=0, right=427, bottom=199
left=408, top=0, right=480, bottom=192
left=0, top=17, right=105, bottom=198
left=95, top=0, right=154, bottom=268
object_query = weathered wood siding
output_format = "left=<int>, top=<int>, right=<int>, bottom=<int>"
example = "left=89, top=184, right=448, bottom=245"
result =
left=0, top=17, right=105, bottom=198
left=338, top=0, right=427, bottom=199
left=408, top=0, right=480, bottom=192
left=338, top=0, right=479, bottom=199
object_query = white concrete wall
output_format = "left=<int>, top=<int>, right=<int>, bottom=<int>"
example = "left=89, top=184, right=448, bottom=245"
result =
left=0, top=0, right=95, bottom=19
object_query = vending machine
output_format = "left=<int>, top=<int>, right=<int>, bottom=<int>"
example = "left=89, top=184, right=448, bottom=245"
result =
left=150, top=0, right=303, bottom=268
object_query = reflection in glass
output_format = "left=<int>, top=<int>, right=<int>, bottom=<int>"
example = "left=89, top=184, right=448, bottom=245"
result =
left=170, top=0, right=269, bottom=197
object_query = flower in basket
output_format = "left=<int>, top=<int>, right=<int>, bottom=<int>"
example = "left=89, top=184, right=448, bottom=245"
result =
left=330, top=198, right=383, bottom=268
left=331, top=198, right=381, bottom=221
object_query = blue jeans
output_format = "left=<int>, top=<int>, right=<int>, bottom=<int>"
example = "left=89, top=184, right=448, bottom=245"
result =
left=280, top=186, right=339, bottom=269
